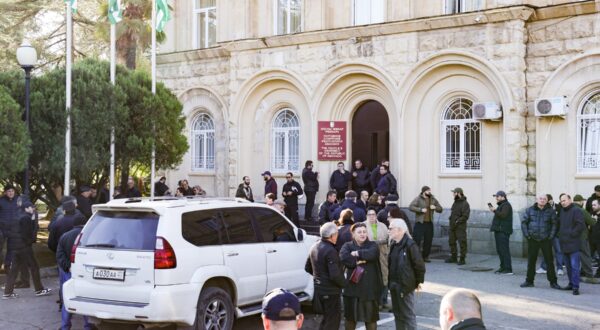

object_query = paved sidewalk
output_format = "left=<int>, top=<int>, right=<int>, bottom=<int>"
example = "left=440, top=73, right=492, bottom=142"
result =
left=0, top=253, right=598, bottom=329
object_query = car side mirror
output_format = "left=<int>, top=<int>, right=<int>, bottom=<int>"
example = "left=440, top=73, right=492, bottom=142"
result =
left=297, top=229, right=304, bottom=241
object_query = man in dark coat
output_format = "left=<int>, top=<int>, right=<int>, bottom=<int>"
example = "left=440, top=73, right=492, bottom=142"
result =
left=590, top=199, right=600, bottom=278
left=573, top=194, right=596, bottom=278
left=557, top=194, right=586, bottom=295
left=488, top=190, right=513, bottom=275
left=318, top=191, right=339, bottom=225
left=76, top=186, right=93, bottom=219
left=154, top=176, right=170, bottom=197
left=369, top=159, right=389, bottom=193
left=585, top=185, right=600, bottom=214
left=519, top=194, right=561, bottom=289
left=375, top=165, right=397, bottom=197
left=439, top=288, right=486, bottom=330
left=304, top=222, right=346, bottom=330
left=3, top=201, right=51, bottom=299
left=235, top=176, right=254, bottom=202
left=446, top=188, right=471, bottom=265
left=330, top=162, right=351, bottom=201
left=332, top=191, right=366, bottom=223
left=0, top=184, right=19, bottom=273
left=376, top=194, right=404, bottom=228
left=282, top=173, right=303, bottom=226
left=351, top=160, right=371, bottom=194
left=302, top=160, right=319, bottom=221
left=262, top=171, right=278, bottom=197
left=125, top=176, right=142, bottom=198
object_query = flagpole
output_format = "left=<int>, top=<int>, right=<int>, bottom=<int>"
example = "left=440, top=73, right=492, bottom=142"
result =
left=150, top=0, right=156, bottom=198
left=109, top=21, right=116, bottom=201
left=64, top=1, right=72, bottom=196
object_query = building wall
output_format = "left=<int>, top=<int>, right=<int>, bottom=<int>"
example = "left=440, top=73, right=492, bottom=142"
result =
left=157, top=1, right=600, bottom=256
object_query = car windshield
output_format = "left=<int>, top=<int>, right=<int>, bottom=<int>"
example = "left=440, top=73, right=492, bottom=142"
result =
left=79, top=211, right=159, bottom=251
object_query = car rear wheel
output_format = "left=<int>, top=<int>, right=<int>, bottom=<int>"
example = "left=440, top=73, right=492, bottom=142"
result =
left=193, top=287, right=234, bottom=330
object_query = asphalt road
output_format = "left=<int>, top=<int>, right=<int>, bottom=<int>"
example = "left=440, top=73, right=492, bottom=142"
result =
left=1, top=253, right=599, bottom=329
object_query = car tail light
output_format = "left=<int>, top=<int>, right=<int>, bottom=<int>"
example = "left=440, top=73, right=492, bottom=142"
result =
left=154, top=237, right=176, bottom=269
left=70, top=232, right=83, bottom=264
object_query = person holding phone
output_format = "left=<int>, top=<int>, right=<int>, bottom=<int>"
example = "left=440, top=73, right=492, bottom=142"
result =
left=489, top=190, right=514, bottom=275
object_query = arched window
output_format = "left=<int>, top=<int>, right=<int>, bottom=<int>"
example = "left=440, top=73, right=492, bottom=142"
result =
left=440, top=98, right=481, bottom=172
left=272, top=109, right=300, bottom=172
left=191, top=113, right=215, bottom=171
left=578, top=91, right=600, bottom=172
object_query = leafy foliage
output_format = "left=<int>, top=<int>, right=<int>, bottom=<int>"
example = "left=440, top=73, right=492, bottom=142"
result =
left=0, top=85, right=30, bottom=179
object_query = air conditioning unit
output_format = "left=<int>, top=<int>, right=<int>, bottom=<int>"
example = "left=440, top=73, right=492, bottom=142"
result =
left=535, top=97, right=568, bottom=117
left=473, top=102, right=502, bottom=120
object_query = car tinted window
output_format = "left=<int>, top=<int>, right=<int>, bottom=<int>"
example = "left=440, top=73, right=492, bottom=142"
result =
left=79, top=211, right=158, bottom=250
left=252, top=208, right=296, bottom=243
left=221, top=208, right=258, bottom=244
left=182, top=209, right=224, bottom=246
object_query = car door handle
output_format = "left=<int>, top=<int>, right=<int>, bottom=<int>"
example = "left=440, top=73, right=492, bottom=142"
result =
left=267, top=249, right=277, bottom=253
left=225, top=252, right=239, bottom=257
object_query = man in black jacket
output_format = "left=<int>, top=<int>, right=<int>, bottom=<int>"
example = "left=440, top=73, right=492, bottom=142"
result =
left=329, top=162, right=351, bottom=201
left=520, top=194, right=561, bottom=289
left=351, top=159, right=371, bottom=194
left=318, top=191, right=338, bottom=225
left=3, top=201, right=51, bottom=299
left=282, top=173, right=303, bottom=226
left=305, top=222, right=345, bottom=330
left=235, top=176, right=254, bottom=202
left=590, top=200, right=600, bottom=278
left=558, top=194, right=585, bottom=295
left=48, top=200, right=84, bottom=253
left=439, top=288, right=486, bottom=330
left=489, top=190, right=514, bottom=275
left=370, top=159, right=389, bottom=192
left=56, top=214, right=93, bottom=328
left=446, top=188, right=471, bottom=265
left=76, top=186, right=93, bottom=219
left=0, top=184, right=19, bottom=273
left=302, top=161, right=319, bottom=222
left=585, top=185, right=600, bottom=214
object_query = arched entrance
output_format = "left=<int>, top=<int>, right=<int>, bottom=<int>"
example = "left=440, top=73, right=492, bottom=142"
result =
left=352, top=100, right=389, bottom=170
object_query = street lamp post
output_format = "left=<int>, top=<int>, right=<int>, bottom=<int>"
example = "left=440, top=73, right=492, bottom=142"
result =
left=16, top=41, right=37, bottom=198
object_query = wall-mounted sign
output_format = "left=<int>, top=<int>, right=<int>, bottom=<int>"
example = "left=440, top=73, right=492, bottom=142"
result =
left=318, top=121, right=346, bottom=160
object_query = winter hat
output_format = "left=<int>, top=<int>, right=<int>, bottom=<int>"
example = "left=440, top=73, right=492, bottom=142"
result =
left=345, top=190, right=358, bottom=199
left=573, top=194, right=585, bottom=202
left=595, top=185, right=600, bottom=192
left=421, top=186, right=431, bottom=194
left=385, top=194, right=399, bottom=203
left=451, top=187, right=464, bottom=194
left=21, top=200, right=34, bottom=209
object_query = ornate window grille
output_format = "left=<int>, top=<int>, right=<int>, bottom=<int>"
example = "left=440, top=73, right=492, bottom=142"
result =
left=353, top=0, right=385, bottom=26
left=193, top=0, right=217, bottom=49
left=275, top=0, right=302, bottom=35
left=445, top=0, right=482, bottom=14
left=577, top=91, right=600, bottom=172
left=191, top=113, right=215, bottom=171
left=441, top=98, right=481, bottom=173
left=271, top=109, right=300, bottom=173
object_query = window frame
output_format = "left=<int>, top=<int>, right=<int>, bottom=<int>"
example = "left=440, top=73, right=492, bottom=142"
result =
left=577, top=90, right=600, bottom=173
left=440, top=97, right=482, bottom=174
left=250, top=207, right=297, bottom=243
left=271, top=108, right=300, bottom=173
left=445, top=0, right=483, bottom=14
left=191, top=112, right=215, bottom=172
left=273, top=0, right=303, bottom=35
left=352, top=0, right=385, bottom=26
left=192, top=0, right=217, bottom=49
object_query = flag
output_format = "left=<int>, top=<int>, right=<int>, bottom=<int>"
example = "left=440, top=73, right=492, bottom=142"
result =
left=65, top=0, right=77, bottom=13
left=155, top=0, right=170, bottom=32
left=108, top=0, right=122, bottom=24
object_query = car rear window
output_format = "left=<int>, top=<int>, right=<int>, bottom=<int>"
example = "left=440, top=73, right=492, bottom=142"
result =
left=79, top=211, right=159, bottom=251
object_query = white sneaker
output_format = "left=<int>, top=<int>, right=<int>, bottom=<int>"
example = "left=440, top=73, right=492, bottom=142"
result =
left=557, top=269, right=564, bottom=276
left=536, top=267, right=547, bottom=274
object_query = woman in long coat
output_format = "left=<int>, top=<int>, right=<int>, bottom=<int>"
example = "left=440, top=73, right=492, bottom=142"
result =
left=340, top=223, right=384, bottom=330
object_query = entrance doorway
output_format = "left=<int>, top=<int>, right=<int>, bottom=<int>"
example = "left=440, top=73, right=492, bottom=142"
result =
left=351, top=100, right=389, bottom=171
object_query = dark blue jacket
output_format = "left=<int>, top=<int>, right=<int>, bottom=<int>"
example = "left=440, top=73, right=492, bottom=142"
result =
left=264, top=178, right=278, bottom=197
left=56, top=226, right=83, bottom=273
left=521, top=203, right=557, bottom=241
left=318, top=201, right=339, bottom=224
left=352, top=167, right=371, bottom=191
left=332, top=199, right=366, bottom=222
left=375, top=173, right=397, bottom=196
left=48, top=212, right=84, bottom=252
left=490, top=200, right=513, bottom=235
left=0, top=195, right=19, bottom=229
left=557, top=204, right=585, bottom=254
left=329, top=170, right=351, bottom=191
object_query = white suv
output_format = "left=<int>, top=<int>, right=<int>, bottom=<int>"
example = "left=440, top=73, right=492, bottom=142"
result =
left=62, top=197, right=317, bottom=329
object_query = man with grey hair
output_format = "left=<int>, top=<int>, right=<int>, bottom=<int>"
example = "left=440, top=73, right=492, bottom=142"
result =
left=439, top=288, right=486, bottom=330
left=305, top=222, right=345, bottom=330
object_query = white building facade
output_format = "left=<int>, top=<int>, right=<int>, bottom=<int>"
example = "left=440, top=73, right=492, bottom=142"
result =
left=157, top=0, right=600, bottom=255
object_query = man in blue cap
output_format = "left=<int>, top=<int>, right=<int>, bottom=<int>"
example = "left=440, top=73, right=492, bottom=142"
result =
left=489, top=190, right=514, bottom=275
left=261, top=288, right=304, bottom=330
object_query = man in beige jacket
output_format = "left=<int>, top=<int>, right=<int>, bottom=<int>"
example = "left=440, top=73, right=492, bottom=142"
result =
left=409, top=186, right=443, bottom=262
left=364, top=208, right=390, bottom=308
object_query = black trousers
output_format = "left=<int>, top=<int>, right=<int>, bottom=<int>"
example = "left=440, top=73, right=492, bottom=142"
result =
left=285, top=204, right=299, bottom=226
left=494, top=231, right=512, bottom=272
left=4, top=247, right=43, bottom=294
left=413, top=222, right=434, bottom=258
left=449, top=222, right=467, bottom=258
left=317, top=293, right=341, bottom=330
left=304, top=191, right=316, bottom=221
left=526, top=239, right=557, bottom=284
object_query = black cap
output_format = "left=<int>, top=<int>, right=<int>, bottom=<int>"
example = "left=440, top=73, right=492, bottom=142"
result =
left=595, top=185, right=600, bottom=192
left=345, top=190, right=358, bottom=198
left=386, top=194, right=399, bottom=202
left=21, top=200, right=34, bottom=209
left=421, top=186, right=431, bottom=193
left=261, top=171, right=272, bottom=176
left=79, top=186, right=91, bottom=193
left=493, top=190, right=507, bottom=198
left=262, top=288, right=301, bottom=321
left=451, top=187, right=464, bottom=194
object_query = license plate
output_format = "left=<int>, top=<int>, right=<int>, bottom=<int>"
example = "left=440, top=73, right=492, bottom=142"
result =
left=93, top=268, right=125, bottom=281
